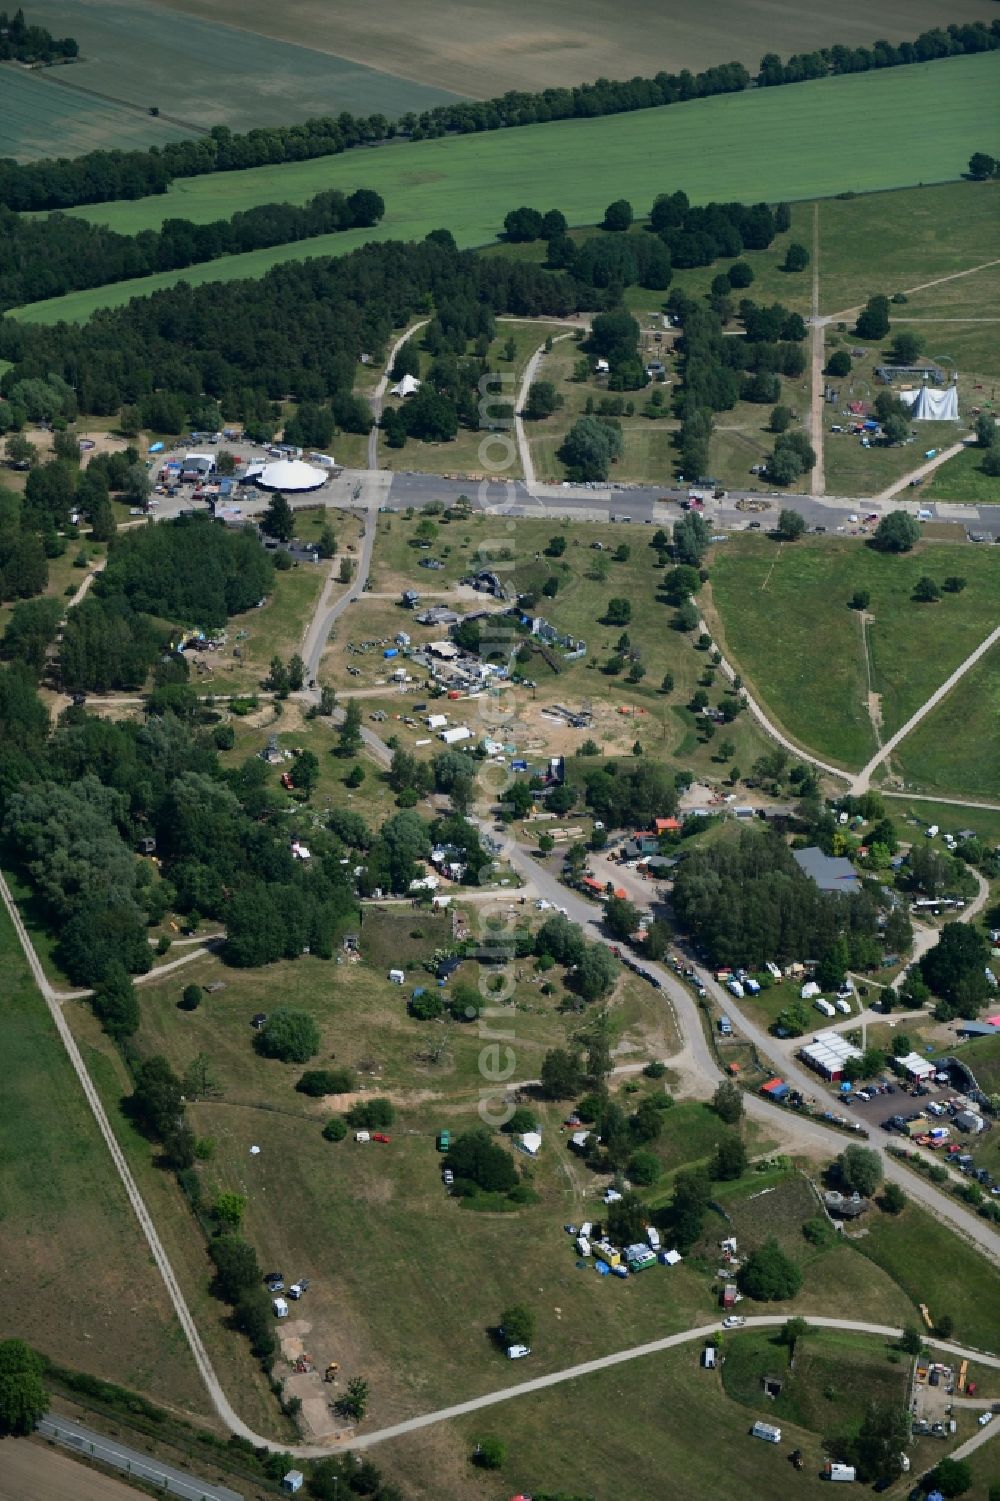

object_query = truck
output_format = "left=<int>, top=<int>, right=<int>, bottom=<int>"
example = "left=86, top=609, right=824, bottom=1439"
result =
left=823, top=1462, right=856, bottom=1482
left=718, top=1015, right=733, bottom=1037
left=726, top=979, right=745, bottom=999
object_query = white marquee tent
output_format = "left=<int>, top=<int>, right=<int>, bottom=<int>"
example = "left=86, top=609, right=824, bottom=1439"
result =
left=256, top=458, right=328, bottom=492
left=900, top=385, right=959, bottom=421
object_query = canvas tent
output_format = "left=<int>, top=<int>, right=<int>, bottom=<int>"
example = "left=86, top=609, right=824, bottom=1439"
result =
left=391, top=374, right=421, bottom=398
left=900, top=385, right=959, bottom=421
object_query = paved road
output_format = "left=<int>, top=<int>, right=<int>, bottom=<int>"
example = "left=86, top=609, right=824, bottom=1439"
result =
left=851, top=624, right=1000, bottom=792
left=494, top=835, right=1000, bottom=1266
left=36, top=1415, right=243, bottom=1501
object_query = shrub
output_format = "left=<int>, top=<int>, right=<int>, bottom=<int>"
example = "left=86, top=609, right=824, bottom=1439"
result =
left=296, top=1068, right=355, bottom=1097
left=345, top=1098, right=395, bottom=1129
left=322, top=1118, right=348, bottom=1142
left=179, top=983, right=201, bottom=1011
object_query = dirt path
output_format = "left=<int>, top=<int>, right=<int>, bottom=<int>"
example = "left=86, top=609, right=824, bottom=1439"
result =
left=367, top=321, right=429, bottom=471
left=514, top=330, right=578, bottom=490
left=342, top=1316, right=1000, bottom=1452
left=858, top=610, right=883, bottom=757
left=824, top=257, right=1000, bottom=323
left=851, top=623, right=1000, bottom=793
left=809, top=201, right=825, bottom=496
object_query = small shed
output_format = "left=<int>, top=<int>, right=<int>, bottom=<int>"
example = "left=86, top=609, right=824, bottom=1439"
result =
left=282, top=1472, right=305, bottom=1494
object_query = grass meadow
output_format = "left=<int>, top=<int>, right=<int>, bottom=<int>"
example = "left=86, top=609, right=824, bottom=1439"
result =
left=706, top=535, right=1000, bottom=770
left=12, top=56, right=999, bottom=325
left=891, top=644, right=1000, bottom=799
left=0, top=902, right=206, bottom=1411
left=923, top=446, right=1000, bottom=503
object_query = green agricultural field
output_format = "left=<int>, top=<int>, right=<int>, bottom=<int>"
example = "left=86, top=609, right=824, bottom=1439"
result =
left=854, top=1198, right=1000, bottom=1351
left=0, top=901, right=206, bottom=1410
left=12, top=56, right=1000, bottom=325
left=157, top=0, right=1000, bottom=100
left=706, top=535, right=1000, bottom=770
left=0, top=65, right=196, bottom=162
left=23, top=0, right=460, bottom=146
left=923, top=445, right=1000, bottom=503
left=890, top=645, right=1000, bottom=799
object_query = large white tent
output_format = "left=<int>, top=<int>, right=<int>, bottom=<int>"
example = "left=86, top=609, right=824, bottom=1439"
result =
left=899, top=385, right=959, bottom=421
left=256, top=458, right=328, bottom=492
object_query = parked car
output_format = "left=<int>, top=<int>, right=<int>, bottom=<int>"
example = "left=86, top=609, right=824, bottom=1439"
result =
left=442, top=1168, right=454, bottom=1186
left=722, top=1316, right=746, bottom=1329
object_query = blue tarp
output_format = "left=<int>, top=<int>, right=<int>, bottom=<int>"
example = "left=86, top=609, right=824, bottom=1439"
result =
left=148, top=441, right=164, bottom=453
left=384, top=648, right=398, bottom=658
left=594, top=1260, right=610, bottom=1276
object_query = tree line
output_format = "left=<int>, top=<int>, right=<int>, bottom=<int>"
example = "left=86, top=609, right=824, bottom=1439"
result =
left=0, top=7, right=76, bottom=62
left=1, top=23, right=997, bottom=211
left=0, top=188, right=384, bottom=310
left=0, top=237, right=581, bottom=425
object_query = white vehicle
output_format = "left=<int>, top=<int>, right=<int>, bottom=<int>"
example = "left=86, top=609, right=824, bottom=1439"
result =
left=980, top=1412, right=994, bottom=1427
left=506, top=1344, right=531, bottom=1360
left=835, top=998, right=852, bottom=1015
left=273, top=1297, right=289, bottom=1319
left=722, top=1315, right=746, bottom=1329
left=576, top=1235, right=591, bottom=1257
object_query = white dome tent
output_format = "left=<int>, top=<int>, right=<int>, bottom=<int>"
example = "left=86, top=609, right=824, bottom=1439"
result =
left=256, top=458, right=328, bottom=492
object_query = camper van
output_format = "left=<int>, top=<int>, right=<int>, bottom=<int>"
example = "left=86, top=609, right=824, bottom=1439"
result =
left=814, top=998, right=836, bottom=1018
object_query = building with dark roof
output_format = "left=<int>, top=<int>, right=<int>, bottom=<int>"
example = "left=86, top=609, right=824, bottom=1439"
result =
left=793, top=846, right=861, bottom=895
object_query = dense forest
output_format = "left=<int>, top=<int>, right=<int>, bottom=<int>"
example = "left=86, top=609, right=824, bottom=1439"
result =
left=0, top=238, right=581, bottom=420
left=0, top=677, right=359, bottom=986
left=0, top=196, right=797, bottom=441
left=0, top=6, right=76, bottom=63
left=0, top=188, right=385, bottom=309
left=0, top=23, right=996, bottom=211
left=671, top=828, right=883, bottom=970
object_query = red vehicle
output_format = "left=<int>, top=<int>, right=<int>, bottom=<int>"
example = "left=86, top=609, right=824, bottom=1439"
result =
left=373, top=1132, right=391, bottom=1144
left=281, top=772, right=294, bottom=790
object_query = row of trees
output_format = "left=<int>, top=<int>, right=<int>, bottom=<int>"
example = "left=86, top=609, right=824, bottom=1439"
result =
left=3, top=23, right=996, bottom=211
left=0, top=188, right=384, bottom=310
